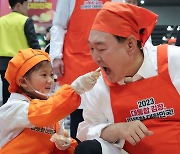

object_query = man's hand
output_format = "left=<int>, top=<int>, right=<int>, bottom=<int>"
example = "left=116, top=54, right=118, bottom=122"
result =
left=53, top=58, right=64, bottom=78
left=101, top=120, right=153, bottom=145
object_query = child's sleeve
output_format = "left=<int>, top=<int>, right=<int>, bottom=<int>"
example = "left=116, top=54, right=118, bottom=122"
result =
left=28, top=84, right=80, bottom=127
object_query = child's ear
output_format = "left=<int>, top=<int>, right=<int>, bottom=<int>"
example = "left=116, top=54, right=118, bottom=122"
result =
left=19, top=77, right=28, bottom=88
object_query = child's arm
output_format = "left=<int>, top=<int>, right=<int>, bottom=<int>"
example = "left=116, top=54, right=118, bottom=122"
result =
left=28, top=70, right=100, bottom=127
left=28, top=84, right=80, bottom=127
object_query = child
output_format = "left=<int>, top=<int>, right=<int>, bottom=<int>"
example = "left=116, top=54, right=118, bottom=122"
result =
left=0, top=48, right=100, bottom=153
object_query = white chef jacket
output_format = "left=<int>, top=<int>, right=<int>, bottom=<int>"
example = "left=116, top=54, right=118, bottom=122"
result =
left=77, top=44, right=180, bottom=154
left=0, top=93, right=34, bottom=148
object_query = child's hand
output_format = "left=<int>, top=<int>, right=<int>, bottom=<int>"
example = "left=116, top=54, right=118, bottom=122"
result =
left=50, top=130, right=72, bottom=150
left=71, top=68, right=101, bottom=94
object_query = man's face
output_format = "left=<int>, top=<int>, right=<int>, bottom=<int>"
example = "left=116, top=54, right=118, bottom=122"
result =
left=89, top=30, right=133, bottom=83
left=125, top=0, right=138, bottom=6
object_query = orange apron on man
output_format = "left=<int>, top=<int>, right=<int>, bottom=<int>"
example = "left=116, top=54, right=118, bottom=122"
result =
left=109, top=45, right=180, bottom=154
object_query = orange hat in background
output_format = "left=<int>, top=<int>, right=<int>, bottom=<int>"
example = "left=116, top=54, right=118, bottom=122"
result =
left=91, top=2, right=158, bottom=46
left=5, top=48, right=50, bottom=93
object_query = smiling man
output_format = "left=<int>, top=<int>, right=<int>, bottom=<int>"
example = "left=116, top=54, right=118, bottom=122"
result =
left=75, top=2, right=180, bottom=154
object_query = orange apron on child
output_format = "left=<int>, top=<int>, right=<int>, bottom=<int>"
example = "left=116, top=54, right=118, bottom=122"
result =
left=1, top=123, right=77, bottom=154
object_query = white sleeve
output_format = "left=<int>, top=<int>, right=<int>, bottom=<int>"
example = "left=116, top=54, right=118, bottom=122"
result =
left=0, top=98, right=34, bottom=130
left=77, top=76, right=114, bottom=141
left=77, top=76, right=125, bottom=152
left=168, top=45, right=180, bottom=94
left=49, top=0, right=75, bottom=62
left=0, top=94, right=35, bottom=148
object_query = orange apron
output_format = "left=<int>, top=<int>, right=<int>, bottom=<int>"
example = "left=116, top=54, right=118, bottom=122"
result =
left=59, top=0, right=109, bottom=85
left=108, top=45, right=180, bottom=154
left=1, top=124, right=77, bottom=154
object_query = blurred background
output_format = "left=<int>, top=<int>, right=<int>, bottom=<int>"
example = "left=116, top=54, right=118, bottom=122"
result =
left=138, top=0, right=180, bottom=45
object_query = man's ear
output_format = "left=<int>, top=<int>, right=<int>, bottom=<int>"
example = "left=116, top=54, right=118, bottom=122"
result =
left=127, top=35, right=137, bottom=55
left=19, top=77, right=28, bottom=88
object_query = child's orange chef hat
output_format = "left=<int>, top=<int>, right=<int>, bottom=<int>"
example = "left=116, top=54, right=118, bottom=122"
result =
left=91, top=2, right=158, bottom=46
left=5, top=48, right=50, bottom=93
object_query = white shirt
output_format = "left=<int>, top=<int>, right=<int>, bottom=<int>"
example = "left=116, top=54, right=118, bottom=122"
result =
left=77, top=44, right=180, bottom=154
left=49, top=0, right=75, bottom=62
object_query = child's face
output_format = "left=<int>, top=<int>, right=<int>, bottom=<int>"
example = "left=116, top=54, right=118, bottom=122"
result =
left=26, top=62, right=54, bottom=94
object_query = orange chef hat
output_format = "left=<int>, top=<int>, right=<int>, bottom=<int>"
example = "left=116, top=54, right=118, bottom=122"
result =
left=91, top=2, right=158, bottom=46
left=5, top=48, right=50, bottom=93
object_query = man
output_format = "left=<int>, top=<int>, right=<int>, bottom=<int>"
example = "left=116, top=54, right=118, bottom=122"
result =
left=175, top=30, right=180, bottom=46
left=75, top=2, right=180, bottom=154
left=49, top=0, right=123, bottom=143
left=0, top=0, right=40, bottom=105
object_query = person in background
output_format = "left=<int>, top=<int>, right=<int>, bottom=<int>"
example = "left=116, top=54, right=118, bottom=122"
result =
left=49, top=0, right=123, bottom=143
left=0, top=48, right=100, bottom=153
left=44, top=26, right=51, bottom=54
left=168, top=37, right=176, bottom=45
left=175, top=30, right=180, bottom=46
left=0, top=0, right=40, bottom=105
left=75, top=2, right=180, bottom=154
